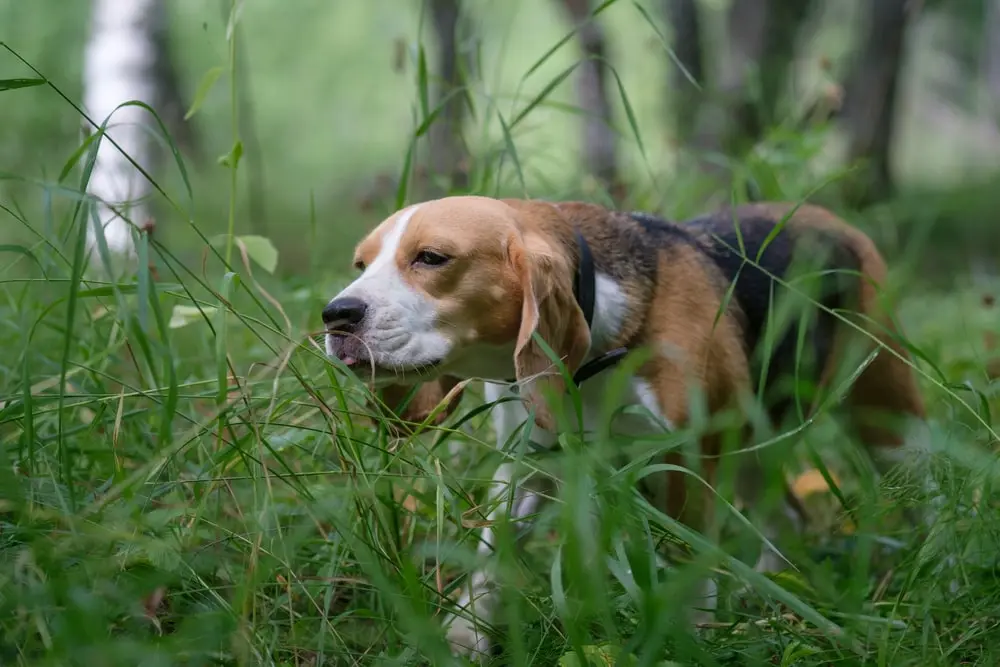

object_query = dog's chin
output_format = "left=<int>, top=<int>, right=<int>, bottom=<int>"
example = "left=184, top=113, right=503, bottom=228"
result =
left=326, top=335, right=444, bottom=384
left=353, top=360, right=444, bottom=385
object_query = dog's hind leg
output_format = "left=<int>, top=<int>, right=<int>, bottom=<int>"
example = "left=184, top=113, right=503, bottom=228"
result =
left=833, top=305, right=933, bottom=515
left=726, top=439, right=808, bottom=577
left=841, top=345, right=941, bottom=539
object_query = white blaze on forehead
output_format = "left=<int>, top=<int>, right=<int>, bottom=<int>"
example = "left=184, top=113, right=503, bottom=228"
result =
left=344, top=203, right=419, bottom=295
left=365, top=204, right=419, bottom=276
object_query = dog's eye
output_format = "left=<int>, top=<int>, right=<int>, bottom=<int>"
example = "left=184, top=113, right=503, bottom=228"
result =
left=353, top=260, right=366, bottom=271
left=413, top=250, right=450, bottom=267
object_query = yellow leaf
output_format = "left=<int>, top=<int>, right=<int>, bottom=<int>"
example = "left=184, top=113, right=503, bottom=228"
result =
left=792, top=468, right=839, bottom=498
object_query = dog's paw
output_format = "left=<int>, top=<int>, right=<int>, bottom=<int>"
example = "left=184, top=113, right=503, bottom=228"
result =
left=753, top=546, right=789, bottom=576
left=445, top=613, right=491, bottom=661
left=688, top=578, right=718, bottom=629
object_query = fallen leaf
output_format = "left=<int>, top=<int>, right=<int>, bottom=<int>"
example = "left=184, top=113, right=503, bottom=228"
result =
left=792, top=468, right=840, bottom=498
left=169, top=305, right=218, bottom=329
left=143, top=586, right=167, bottom=620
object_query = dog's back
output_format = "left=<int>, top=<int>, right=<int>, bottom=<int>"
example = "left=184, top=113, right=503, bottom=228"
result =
left=629, top=202, right=923, bottom=429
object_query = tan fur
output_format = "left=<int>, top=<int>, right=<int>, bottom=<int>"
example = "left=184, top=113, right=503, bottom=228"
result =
left=354, top=200, right=525, bottom=350
left=746, top=202, right=926, bottom=445
left=378, top=376, right=465, bottom=437
left=342, top=195, right=924, bottom=537
left=634, top=246, right=752, bottom=522
left=507, top=221, right=592, bottom=431
left=504, top=199, right=654, bottom=350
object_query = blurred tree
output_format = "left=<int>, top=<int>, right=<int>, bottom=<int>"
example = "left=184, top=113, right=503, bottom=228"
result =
left=666, top=0, right=814, bottom=171
left=841, top=0, right=914, bottom=207
left=427, top=0, right=472, bottom=193
left=83, top=0, right=195, bottom=257
left=984, top=0, right=1000, bottom=113
left=557, top=0, right=624, bottom=202
left=663, top=0, right=704, bottom=139
left=153, top=9, right=198, bottom=161
left=719, top=0, right=814, bottom=152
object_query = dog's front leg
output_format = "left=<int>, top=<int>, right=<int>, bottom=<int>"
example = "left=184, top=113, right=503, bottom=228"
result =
left=444, top=461, right=548, bottom=658
left=445, top=383, right=553, bottom=660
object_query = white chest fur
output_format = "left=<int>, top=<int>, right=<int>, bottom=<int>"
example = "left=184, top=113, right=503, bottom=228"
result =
left=480, top=268, right=673, bottom=446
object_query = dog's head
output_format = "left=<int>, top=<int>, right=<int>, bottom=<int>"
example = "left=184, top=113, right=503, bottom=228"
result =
left=323, top=196, right=592, bottom=429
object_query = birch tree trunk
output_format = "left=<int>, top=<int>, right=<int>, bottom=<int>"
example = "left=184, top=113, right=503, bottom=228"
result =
left=557, top=0, right=623, bottom=201
left=83, top=0, right=166, bottom=258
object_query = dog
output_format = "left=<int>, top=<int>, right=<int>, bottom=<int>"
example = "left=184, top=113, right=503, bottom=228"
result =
left=322, top=196, right=927, bottom=659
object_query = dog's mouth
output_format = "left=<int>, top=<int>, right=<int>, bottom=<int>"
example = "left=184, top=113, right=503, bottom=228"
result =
left=325, top=333, right=443, bottom=377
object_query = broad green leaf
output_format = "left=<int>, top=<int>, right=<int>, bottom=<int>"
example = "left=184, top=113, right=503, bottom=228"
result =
left=209, top=234, right=279, bottom=273
left=218, top=140, right=243, bottom=169
left=169, top=304, right=218, bottom=329
left=142, top=539, right=182, bottom=571
left=184, top=65, right=225, bottom=119
left=235, top=235, right=278, bottom=273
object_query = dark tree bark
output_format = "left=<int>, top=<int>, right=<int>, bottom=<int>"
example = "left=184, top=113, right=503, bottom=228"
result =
left=427, top=0, right=471, bottom=192
left=757, top=0, right=815, bottom=130
left=841, top=0, right=914, bottom=207
left=558, top=0, right=623, bottom=201
left=663, top=0, right=705, bottom=138
left=151, top=6, right=199, bottom=162
left=717, top=0, right=815, bottom=153
left=983, top=0, right=1000, bottom=113
left=667, top=0, right=814, bottom=187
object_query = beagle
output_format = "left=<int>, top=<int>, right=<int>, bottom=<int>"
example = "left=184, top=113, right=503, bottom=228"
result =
left=322, top=196, right=927, bottom=659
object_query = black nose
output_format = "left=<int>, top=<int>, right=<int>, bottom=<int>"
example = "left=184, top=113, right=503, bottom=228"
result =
left=322, top=297, right=368, bottom=332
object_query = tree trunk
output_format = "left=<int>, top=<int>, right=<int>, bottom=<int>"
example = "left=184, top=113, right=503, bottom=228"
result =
left=983, top=0, right=1000, bottom=114
left=841, top=0, right=913, bottom=207
left=83, top=0, right=180, bottom=258
left=663, top=0, right=704, bottom=138
left=715, top=0, right=815, bottom=154
left=558, top=0, right=623, bottom=201
left=152, top=7, right=198, bottom=161
left=427, top=0, right=471, bottom=192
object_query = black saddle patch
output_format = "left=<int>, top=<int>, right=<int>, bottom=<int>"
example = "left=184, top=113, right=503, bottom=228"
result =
left=685, top=213, right=858, bottom=420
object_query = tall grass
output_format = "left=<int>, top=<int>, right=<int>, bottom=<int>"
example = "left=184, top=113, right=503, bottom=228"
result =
left=3, top=4, right=1000, bottom=666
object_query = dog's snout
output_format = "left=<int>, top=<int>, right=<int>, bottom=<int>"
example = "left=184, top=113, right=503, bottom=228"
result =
left=322, top=296, right=368, bottom=332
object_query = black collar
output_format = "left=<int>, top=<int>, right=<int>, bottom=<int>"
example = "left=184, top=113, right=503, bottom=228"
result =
left=505, top=231, right=629, bottom=388
left=570, top=230, right=629, bottom=385
left=572, top=229, right=598, bottom=329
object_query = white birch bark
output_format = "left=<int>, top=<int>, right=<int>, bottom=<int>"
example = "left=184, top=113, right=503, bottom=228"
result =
left=83, top=0, right=165, bottom=258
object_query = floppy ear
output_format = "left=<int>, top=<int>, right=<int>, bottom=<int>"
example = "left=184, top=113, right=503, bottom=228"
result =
left=509, top=231, right=592, bottom=431
left=377, top=376, right=465, bottom=437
